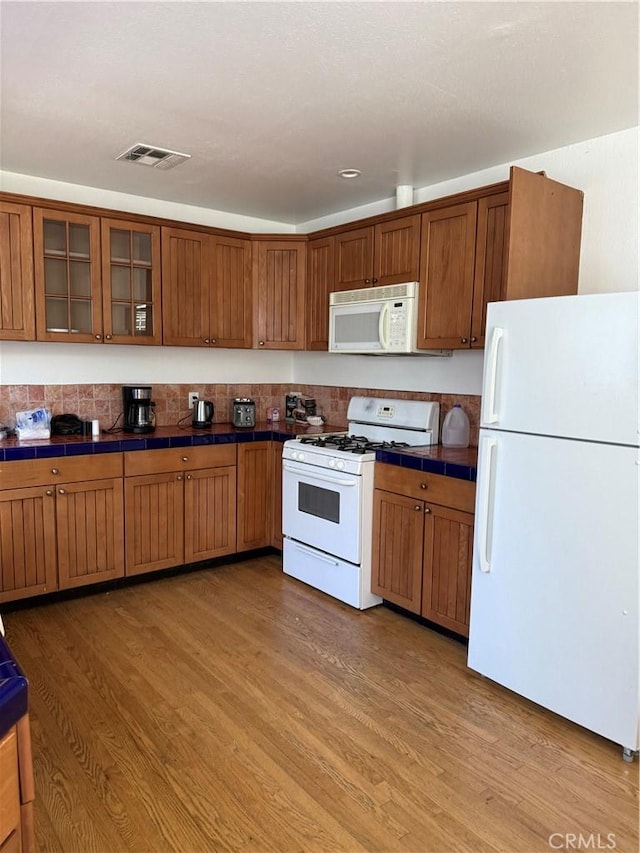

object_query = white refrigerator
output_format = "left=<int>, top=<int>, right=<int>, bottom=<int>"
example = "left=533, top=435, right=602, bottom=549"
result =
left=468, top=291, right=639, bottom=759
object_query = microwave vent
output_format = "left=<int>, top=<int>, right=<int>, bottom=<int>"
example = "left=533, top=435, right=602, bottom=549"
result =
left=115, top=143, right=191, bottom=170
left=330, top=281, right=418, bottom=305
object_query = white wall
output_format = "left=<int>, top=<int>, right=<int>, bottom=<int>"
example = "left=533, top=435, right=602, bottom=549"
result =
left=1, top=128, right=636, bottom=396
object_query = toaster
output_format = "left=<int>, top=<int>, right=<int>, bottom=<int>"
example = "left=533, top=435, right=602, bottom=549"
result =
left=232, top=398, right=256, bottom=428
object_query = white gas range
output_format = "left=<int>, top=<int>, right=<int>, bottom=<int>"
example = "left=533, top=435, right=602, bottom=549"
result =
left=282, top=396, right=440, bottom=609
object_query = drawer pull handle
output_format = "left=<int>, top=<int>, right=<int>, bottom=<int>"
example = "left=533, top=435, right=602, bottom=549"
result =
left=51, top=468, right=60, bottom=475
left=182, top=456, right=188, bottom=462
left=420, top=483, right=427, bottom=489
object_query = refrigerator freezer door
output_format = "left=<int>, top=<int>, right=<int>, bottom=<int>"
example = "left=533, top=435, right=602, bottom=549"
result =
left=481, top=292, right=639, bottom=446
left=468, top=429, right=639, bottom=751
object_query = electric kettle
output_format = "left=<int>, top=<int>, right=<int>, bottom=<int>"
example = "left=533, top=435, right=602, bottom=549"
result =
left=192, top=400, right=214, bottom=429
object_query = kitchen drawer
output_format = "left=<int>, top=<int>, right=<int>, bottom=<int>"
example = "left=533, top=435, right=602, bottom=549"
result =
left=124, top=444, right=237, bottom=476
left=0, top=453, right=123, bottom=490
left=0, top=728, right=20, bottom=848
left=374, top=462, right=475, bottom=513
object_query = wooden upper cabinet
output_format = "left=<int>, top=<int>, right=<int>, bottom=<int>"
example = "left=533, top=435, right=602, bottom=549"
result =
left=161, top=226, right=210, bottom=346
left=101, top=219, right=162, bottom=345
left=33, top=208, right=103, bottom=343
left=373, top=214, right=421, bottom=286
left=253, top=241, right=305, bottom=349
left=334, top=226, right=374, bottom=290
left=471, top=192, right=509, bottom=349
left=210, top=235, right=252, bottom=348
left=417, top=202, right=478, bottom=350
left=306, top=235, right=334, bottom=350
left=505, top=165, right=583, bottom=301
left=0, top=202, right=35, bottom=341
left=334, top=214, right=420, bottom=291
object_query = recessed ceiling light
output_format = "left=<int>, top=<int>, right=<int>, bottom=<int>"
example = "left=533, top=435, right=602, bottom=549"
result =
left=338, top=168, right=362, bottom=179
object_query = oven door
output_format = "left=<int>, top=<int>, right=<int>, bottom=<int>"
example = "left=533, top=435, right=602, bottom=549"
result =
left=282, top=459, right=362, bottom=564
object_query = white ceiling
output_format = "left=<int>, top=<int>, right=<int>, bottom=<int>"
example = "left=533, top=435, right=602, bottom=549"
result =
left=1, top=1, right=638, bottom=225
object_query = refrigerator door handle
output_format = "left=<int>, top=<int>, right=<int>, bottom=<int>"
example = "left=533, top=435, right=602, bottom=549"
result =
left=485, top=327, right=504, bottom=424
left=477, top=436, right=497, bottom=573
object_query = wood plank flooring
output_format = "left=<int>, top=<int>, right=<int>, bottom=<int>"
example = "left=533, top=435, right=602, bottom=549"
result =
left=3, top=556, right=638, bottom=853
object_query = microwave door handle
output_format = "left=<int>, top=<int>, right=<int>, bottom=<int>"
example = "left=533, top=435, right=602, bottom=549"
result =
left=378, top=303, right=390, bottom=350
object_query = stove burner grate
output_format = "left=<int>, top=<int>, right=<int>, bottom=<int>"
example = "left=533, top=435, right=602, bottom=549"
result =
left=298, top=434, right=410, bottom=454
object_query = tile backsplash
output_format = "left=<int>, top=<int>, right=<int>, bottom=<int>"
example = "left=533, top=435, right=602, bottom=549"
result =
left=0, top=384, right=481, bottom=445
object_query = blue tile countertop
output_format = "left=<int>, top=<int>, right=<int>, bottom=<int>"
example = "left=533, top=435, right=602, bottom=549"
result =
left=0, top=631, right=28, bottom=738
left=0, top=422, right=477, bottom=481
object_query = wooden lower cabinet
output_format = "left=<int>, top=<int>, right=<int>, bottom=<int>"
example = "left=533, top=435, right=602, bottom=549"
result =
left=372, top=464, right=475, bottom=637
left=0, top=716, right=34, bottom=853
left=124, top=446, right=237, bottom=576
left=237, top=442, right=271, bottom=551
left=0, top=455, right=124, bottom=603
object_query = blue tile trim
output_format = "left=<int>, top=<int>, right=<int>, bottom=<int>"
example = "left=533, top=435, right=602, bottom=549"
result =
left=443, top=462, right=474, bottom=480
left=399, top=455, right=423, bottom=471
left=120, top=439, right=146, bottom=451
left=421, top=458, right=447, bottom=476
left=169, top=435, right=192, bottom=448
left=252, top=431, right=272, bottom=441
left=35, top=445, right=69, bottom=458
left=0, top=449, right=4, bottom=462
left=213, top=434, right=236, bottom=444
left=192, top=433, right=218, bottom=446
left=94, top=441, right=122, bottom=454
left=145, top=436, right=171, bottom=449
left=4, top=447, right=37, bottom=460
left=234, top=432, right=255, bottom=442
left=65, top=442, right=95, bottom=456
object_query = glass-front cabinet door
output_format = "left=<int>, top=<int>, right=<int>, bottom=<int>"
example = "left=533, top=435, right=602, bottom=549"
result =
left=101, top=219, right=161, bottom=344
left=33, top=209, right=102, bottom=342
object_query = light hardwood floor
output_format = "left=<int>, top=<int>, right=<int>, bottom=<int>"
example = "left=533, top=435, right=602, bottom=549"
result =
left=3, top=556, right=638, bottom=853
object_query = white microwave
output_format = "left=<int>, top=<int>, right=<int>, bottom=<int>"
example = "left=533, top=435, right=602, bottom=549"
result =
left=328, top=282, right=451, bottom=356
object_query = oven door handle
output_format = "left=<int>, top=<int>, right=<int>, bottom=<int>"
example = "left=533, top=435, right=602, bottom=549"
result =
left=282, top=462, right=357, bottom=487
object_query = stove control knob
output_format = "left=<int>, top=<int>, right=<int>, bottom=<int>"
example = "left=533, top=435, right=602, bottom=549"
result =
left=328, top=458, right=336, bottom=468
left=336, top=460, right=345, bottom=470
left=298, top=452, right=305, bottom=462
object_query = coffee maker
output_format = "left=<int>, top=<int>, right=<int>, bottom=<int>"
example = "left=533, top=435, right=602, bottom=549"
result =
left=122, top=386, right=156, bottom=433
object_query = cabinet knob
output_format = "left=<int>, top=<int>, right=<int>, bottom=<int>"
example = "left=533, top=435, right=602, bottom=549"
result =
left=364, top=278, right=372, bottom=284
left=471, top=336, right=478, bottom=343
left=414, top=505, right=421, bottom=511
left=45, top=489, right=54, bottom=497
left=105, top=334, right=112, bottom=341
left=211, top=339, right=216, bottom=344
left=371, top=278, right=378, bottom=284
left=51, top=468, right=59, bottom=475
left=420, top=483, right=427, bottom=490
left=425, top=507, right=431, bottom=514
left=258, top=341, right=265, bottom=347
left=176, top=475, right=183, bottom=481
left=58, top=488, right=66, bottom=495
left=461, top=337, right=468, bottom=344
left=204, top=338, right=210, bottom=344
left=95, top=334, right=102, bottom=340
left=186, top=474, right=192, bottom=480
left=182, top=456, right=188, bottom=462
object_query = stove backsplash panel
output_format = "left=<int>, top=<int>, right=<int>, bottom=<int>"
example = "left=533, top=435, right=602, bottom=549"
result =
left=0, top=384, right=481, bottom=445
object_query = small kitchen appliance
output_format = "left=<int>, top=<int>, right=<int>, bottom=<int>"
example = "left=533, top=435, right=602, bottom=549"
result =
left=282, top=397, right=439, bottom=610
left=192, top=399, right=214, bottom=429
left=233, top=398, right=256, bottom=428
left=122, top=385, right=156, bottom=433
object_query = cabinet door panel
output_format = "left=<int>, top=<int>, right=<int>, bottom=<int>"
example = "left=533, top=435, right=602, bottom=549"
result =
left=210, top=236, right=252, bottom=348
left=334, top=227, right=374, bottom=290
left=101, top=219, right=162, bottom=345
left=471, top=193, right=509, bottom=348
left=253, top=242, right=305, bottom=349
left=418, top=202, right=477, bottom=349
left=374, top=215, right=420, bottom=286
left=0, top=487, right=57, bottom=603
left=0, top=202, right=35, bottom=341
left=371, top=489, right=423, bottom=614
left=184, top=466, right=236, bottom=562
left=305, top=236, right=334, bottom=350
left=270, top=441, right=283, bottom=549
left=237, top=442, right=271, bottom=551
left=422, top=505, right=473, bottom=637
left=57, top=478, right=124, bottom=589
left=33, top=209, right=102, bottom=343
left=161, top=227, right=210, bottom=346
left=125, top=472, right=184, bottom=575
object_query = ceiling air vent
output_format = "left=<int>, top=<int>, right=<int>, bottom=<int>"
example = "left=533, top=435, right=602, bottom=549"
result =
left=116, top=143, right=191, bottom=170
